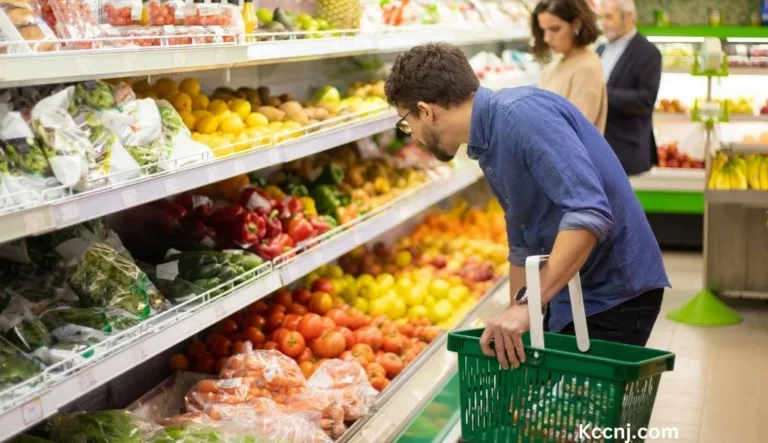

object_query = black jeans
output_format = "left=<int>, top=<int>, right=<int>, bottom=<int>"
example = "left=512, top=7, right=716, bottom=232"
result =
left=545, top=288, right=664, bottom=347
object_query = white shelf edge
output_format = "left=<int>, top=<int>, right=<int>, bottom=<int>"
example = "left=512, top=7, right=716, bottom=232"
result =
left=0, top=27, right=530, bottom=87
left=341, top=279, right=511, bottom=443
left=630, top=167, right=705, bottom=192
left=0, top=111, right=398, bottom=245
left=0, top=165, right=482, bottom=441
left=663, top=66, right=768, bottom=76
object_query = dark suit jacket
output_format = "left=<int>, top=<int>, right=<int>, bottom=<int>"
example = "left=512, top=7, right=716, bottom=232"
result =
left=597, top=33, right=662, bottom=176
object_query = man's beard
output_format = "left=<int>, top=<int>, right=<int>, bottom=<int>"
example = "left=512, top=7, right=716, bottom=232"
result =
left=423, top=128, right=454, bottom=162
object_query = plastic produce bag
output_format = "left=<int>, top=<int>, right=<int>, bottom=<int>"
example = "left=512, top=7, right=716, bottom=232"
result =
left=306, top=359, right=377, bottom=421
left=38, top=306, right=111, bottom=343
left=218, top=350, right=306, bottom=392
left=30, top=87, right=90, bottom=188
left=0, top=111, right=59, bottom=205
left=101, top=98, right=169, bottom=171
left=49, top=410, right=160, bottom=443
left=34, top=340, right=93, bottom=368
left=0, top=293, right=53, bottom=354
left=0, top=336, right=42, bottom=390
left=155, top=100, right=211, bottom=171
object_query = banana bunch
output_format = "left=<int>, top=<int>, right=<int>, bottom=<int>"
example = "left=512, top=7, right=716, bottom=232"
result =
left=708, top=152, right=768, bottom=190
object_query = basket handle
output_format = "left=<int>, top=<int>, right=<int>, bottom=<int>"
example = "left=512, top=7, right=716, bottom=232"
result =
left=525, top=255, right=590, bottom=352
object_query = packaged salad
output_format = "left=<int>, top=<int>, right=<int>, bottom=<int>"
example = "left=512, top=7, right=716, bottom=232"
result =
left=49, top=410, right=160, bottom=443
left=0, top=335, right=42, bottom=390
left=0, top=293, right=53, bottom=354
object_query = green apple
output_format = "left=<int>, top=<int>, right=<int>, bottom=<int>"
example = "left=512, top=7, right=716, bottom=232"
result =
left=430, top=279, right=451, bottom=299
left=408, top=305, right=429, bottom=319
left=376, top=273, right=395, bottom=291
left=354, top=297, right=369, bottom=314
left=430, top=299, right=452, bottom=323
left=396, top=277, right=414, bottom=296
left=405, top=284, right=427, bottom=306
left=369, top=297, right=393, bottom=317
left=390, top=298, right=407, bottom=319
left=424, top=295, right=437, bottom=309
left=447, top=285, right=470, bottom=306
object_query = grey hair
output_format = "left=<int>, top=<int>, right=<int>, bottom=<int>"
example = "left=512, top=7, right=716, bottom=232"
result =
left=603, top=0, right=636, bottom=16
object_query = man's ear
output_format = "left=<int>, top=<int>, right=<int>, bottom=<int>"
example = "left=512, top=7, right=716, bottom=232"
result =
left=417, top=101, right=436, bottom=123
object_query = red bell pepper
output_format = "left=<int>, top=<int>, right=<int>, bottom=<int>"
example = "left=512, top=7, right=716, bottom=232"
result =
left=209, top=205, right=245, bottom=227
left=239, top=187, right=274, bottom=212
left=283, top=196, right=303, bottom=215
left=231, top=211, right=266, bottom=245
left=309, top=215, right=333, bottom=235
left=178, top=218, right=208, bottom=242
left=256, top=208, right=282, bottom=239
left=248, top=233, right=295, bottom=261
left=151, top=199, right=187, bottom=221
left=176, top=193, right=213, bottom=220
left=286, top=214, right=315, bottom=244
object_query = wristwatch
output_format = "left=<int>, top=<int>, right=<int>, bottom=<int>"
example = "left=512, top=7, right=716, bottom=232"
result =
left=514, top=286, right=548, bottom=311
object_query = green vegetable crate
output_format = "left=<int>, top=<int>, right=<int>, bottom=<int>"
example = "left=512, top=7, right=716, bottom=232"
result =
left=447, top=256, right=675, bottom=443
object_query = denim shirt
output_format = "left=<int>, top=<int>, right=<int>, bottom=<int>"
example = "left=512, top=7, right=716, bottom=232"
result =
left=468, top=86, right=670, bottom=332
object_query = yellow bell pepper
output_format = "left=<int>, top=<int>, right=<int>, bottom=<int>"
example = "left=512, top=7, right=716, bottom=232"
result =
left=264, top=185, right=286, bottom=200
left=300, top=197, right=317, bottom=216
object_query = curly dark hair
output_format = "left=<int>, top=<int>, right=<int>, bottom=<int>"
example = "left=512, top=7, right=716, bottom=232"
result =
left=531, top=0, right=600, bottom=63
left=385, top=43, right=479, bottom=114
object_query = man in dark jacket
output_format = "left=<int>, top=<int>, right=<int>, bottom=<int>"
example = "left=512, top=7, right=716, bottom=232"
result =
left=597, top=0, right=662, bottom=175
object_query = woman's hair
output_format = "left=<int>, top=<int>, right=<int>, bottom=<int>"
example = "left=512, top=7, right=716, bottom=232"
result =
left=530, top=0, right=600, bottom=63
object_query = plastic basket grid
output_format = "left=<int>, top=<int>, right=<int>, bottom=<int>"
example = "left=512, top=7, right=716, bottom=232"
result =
left=448, top=329, right=675, bottom=443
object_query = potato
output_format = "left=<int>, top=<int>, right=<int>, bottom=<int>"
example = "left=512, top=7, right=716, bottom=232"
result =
left=257, top=106, right=285, bottom=122
left=279, top=101, right=309, bottom=126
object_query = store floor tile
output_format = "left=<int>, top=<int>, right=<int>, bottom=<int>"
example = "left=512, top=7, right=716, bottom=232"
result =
left=649, top=251, right=767, bottom=442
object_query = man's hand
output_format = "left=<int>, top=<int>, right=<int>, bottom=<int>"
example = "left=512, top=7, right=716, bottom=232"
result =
left=479, top=304, right=530, bottom=369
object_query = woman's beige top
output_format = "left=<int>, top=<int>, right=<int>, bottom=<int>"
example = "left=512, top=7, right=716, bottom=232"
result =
left=538, top=48, right=608, bottom=134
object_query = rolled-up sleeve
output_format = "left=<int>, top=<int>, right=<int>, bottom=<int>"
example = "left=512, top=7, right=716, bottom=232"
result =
left=511, top=108, right=614, bottom=243
left=509, top=246, right=537, bottom=267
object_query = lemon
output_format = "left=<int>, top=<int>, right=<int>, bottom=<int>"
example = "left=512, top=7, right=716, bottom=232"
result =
left=283, top=120, right=302, bottom=131
left=171, top=92, right=192, bottom=112
left=159, top=89, right=179, bottom=102
left=245, top=112, right=269, bottom=128
left=268, top=121, right=284, bottom=130
left=132, top=79, right=151, bottom=93
left=153, top=78, right=177, bottom=94
left=195, top=115, right=219, bottom=135
left=215, top=110, right=232, bottom=123
left=229, top=99, right=251, bottom=120
left=208, top=99, right=229, bottom=115
left=219, top=114, right=244, bottom=135
left=192, top=94, right=210, bottom=111
left=179, top=78, right=201, bottom=98
left=192, top=110, right=211, bottom=120
left=178, top=111, right=196, bottom=131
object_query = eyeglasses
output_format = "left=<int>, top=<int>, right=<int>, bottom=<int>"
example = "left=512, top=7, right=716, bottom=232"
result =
left=396, top=111, right=412, bottom=134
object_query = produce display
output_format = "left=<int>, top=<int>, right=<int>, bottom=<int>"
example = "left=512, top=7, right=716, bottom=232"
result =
left=657, top=43, right=694, bottom=69
left=656, top=98, right=687, bottom=114
left=360, top=0, right=529, bottom=29
left=726, top=43, right=768, bottom=68
left=250, top=6, right=341, bottom=37
left=656, top=142, right=704, bottom=169
left=469, top=49, right=538, bottom=81
left=707, top=151, right=768, bottom=190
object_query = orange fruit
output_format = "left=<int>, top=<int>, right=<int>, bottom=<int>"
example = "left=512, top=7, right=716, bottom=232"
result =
left=171, top=92, right=192, bottom=112
left=153, top=77, right=177, bottom=94
left=220, top=114, right=245, bottom=135
left=229, top=99, right=251, bottom=120
left=159, top=89, right=179, bottom=102
left=179, top=78, right=201, bottom=98
left=195, top=115, right=219, bottom=134
left=132, top=79, right=151, bottom=93
left=192, top=94, right=210, bottom=111
left=178, top=111, right=195, bottom=131
left=246, top=112, right=269, bottom=128
left=208, top=99, right=229, bottom=115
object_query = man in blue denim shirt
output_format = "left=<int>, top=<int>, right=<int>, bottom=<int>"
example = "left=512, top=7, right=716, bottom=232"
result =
left=385, top=43, right=669, bottom=369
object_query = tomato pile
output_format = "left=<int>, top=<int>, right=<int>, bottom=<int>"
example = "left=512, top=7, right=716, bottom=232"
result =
left=171, top=282, right=442, bottom=392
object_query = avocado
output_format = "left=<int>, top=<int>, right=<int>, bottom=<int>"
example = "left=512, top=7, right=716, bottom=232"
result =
left=273, top=8, right=294, bottom=29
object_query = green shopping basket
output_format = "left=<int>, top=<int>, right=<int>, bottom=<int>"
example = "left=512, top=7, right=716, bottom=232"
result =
left=447, top=256, right=676, bottom=443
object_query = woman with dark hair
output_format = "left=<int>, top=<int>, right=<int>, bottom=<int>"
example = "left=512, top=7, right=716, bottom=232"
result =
left=533, top=0, right=607, bottom=133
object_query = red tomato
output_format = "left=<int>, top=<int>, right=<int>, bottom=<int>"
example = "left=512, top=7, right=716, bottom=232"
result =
left=248, top=301, right=269, bottom=315
left=371, top=315, right=390, bottom=329
left=244, top=314, right=266, bottom=330
left=340, top=350, right=368, bottom=367
left=354, top=326, right=383, bottom=352
left=297, top=313, right=324, bottom=340
left=351, top=343, right=375, bottom=363
left=279, top=331, right=306, bottom=358
left=308, top=292, right=333, bottom=315
left=288, top=303, right=309, bottom=316
left=292, top=288, right=312, bottom=305
left=403, top=347, right=421, bottom=365
left=231, top=340, right=248, bottom=355
left=205, top=333, right=226, bottom=348
left=187, top=340, right=207, bottom=361
left=346, top=308, right=367, bottom=330
left=274, top=288, right=293, bottom=307
left=366, top=362, right=386, bottom=379
left=396, top=322, right=416, bottom=338
left=210, top=338, right=232, bottom=359
left=380, top=353, right=404, bottom=378
left=299, top=360, right=314, bottom=378
left=270, top=328, right=290, bottom=343
left=313, top=358, right=330, bottom=371
left=243, top=327, right=265, bottom=346
left=297, top=347, right=314, bottom=363
left=321, top=316, right=337, bottom=331
left=311, top=330, right=346, bottom=358
left=326, top=308, right=349, bottom=328
left=381, top=332, right=406, bottom=354
left=272, top=304, right=287, bottom=313
left=194, top=353, right=216, bottom=373
left=419, top=326, right=442, bottom=343
left=311, top=278, right=335, bottom=295
left=263, top=341, right=279, bottom=351
left=266, top=311, right=285, bottom=331
left=282, top=314, right=301, bottom=331
left=335, top=326, right=355, bottom=349
left=371, top=377, right=390, bottom=392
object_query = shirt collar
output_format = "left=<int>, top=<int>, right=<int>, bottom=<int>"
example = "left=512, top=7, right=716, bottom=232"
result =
left=607, top=27, right=637, bottom=48
left=467, top=86, right=492, bottom=160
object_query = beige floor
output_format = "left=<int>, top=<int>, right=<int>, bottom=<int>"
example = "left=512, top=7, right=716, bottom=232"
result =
left=647, top=252, right=767, bottom=443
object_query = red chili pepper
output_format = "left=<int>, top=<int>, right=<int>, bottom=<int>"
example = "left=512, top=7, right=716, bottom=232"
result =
left=231, top=212, right=266, bottom=244
left=151, top=199, right=188, bottom=221
left=286, top=214, right=315, bottom=244
left=239, top=187, right=274, bottom=212
left=209, top=205, right=245, bottom=226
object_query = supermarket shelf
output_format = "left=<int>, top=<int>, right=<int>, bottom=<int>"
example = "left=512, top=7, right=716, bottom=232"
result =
left=663, top=66, right=768, bottom=75
left=0, top=110, right=398, bottom=246
left=630, top=167, right=705, bottom=192
left=341, top=278, right=509, bottom=443
left=654, top=112, right=768, bottom=124
left=641, top=25, right=768, bottom=40
left=0, top=26, right=530, bottom=88
left=705, top=189, right=768, bottom=207
left=720, top=141, right=768, bottom=154
left=0, top=165, right=483, bottom=441
left=481, top=71, right=540, bottom=91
